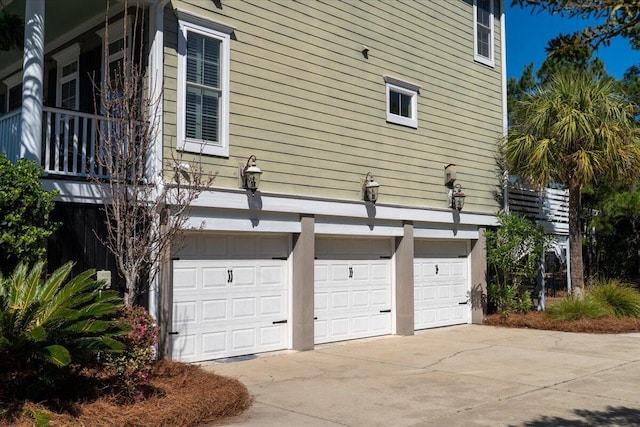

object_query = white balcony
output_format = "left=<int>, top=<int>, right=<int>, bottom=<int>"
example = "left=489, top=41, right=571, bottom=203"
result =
left=0, top=106, right=136, bottom=180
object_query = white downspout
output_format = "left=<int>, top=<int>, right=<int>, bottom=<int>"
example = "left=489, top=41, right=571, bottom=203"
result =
left=20, top=0, right=45, bottom=163
left=500, top=2, right=509, bottom=213
left=148, top=0, right=171, bottom=323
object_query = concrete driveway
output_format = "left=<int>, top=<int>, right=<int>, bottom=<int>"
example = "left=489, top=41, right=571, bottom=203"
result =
left=203, top=325, right=640, bottom=426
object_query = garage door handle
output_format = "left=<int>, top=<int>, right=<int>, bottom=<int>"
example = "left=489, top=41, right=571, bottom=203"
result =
left=349, top=267, right=353, bottom=278
left=435, top=265, right=439, bottom=275
left=168, top=331, right=179, bottom=335
left=227, top=269, right=233, bottom=283
left=459, top=301, right=468, bottom=305
left=272, top=319, right=288, bottom=325
left=380, top=309, right=391, bottom=313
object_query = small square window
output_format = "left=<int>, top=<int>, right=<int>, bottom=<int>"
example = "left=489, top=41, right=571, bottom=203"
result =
left=384, top=76, right=420, bottom=129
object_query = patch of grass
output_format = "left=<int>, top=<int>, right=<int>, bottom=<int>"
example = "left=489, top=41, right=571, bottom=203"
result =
left=546, top=295, right=610, bottom=321
left=589, top=280, right=640, bottom=318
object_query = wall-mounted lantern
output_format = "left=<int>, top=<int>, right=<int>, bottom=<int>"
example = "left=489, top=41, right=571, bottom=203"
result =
left=240, top=155, right=262, bottom=194
left=362, top=172, right=380, bottom=203
left=449, top=183, right=466, bottom=211
left=444, top=164, right=465, bottom=211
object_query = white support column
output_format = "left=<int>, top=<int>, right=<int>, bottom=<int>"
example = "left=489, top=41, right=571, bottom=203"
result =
left=565, top=237, right=572, bottom=293
left=20, top=0, right=45, bottom=163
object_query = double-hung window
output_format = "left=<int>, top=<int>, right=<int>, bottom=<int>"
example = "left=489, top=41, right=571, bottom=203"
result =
left=52, top=44, right=80, bottom=111
left=474, top=0, right=494, bottom=67
left=177, top=12, right=231, bottom=157
left=384, top=75, right=420, bottom=129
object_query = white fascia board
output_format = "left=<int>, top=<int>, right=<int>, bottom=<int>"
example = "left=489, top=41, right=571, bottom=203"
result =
left=183, top=207, right=301, bottom=233
left=413, top=227, right=479, bottom=240
left=189, top=188, right=498, bottom=227
left=41, top=179, right=107, bottom=204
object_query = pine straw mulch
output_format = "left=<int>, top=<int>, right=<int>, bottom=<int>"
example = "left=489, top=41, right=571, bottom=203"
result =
left=2, top=360, right=252, bottom=427
left=484, top=311, right=640, bottom=333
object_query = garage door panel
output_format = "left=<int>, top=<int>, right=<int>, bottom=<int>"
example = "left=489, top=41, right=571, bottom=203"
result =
left=174, top=267, right=198, bottom=289
left=260, top=294, right=285, bottom=316
left=331, top=291, right=349, bottom=309
left=330, top=263, right=350, bottom=281
left=173, top=334, right=197, bottom=359
left=202, top=299, right=226, bottom=321
left=352, top=290, right=369, bottom=307
left=202, top=331, right=226, bottom=355
left=173, top=301, right=197, bottom=324
left=172, top=235, right=289, bottom=362
left=315, top=264, right=329, bottom=282
left=231, top=328, right=256, bottom=351
left=414, top=241, right=470, bottom=331
left=261, top=265, right=284, bottom=285
left=260, top=325, right=286, bottom=346
left=330, top=318, right=349, bottom=336
left=202, top=267, right=227, bottom=288
left=232, top=297, right=257, bottom=319
left=353, top=316, right=369, bottom=333
left=315, top=238, right=392, bottom=344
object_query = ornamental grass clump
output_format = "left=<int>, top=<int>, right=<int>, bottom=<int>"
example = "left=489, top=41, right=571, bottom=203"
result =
left=546, top=295, right=610, bottom=321
left=588, top=280, right=640, bottom=318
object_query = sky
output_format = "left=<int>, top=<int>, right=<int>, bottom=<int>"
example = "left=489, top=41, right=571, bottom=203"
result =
left=505, top=3, right=640, bottom=80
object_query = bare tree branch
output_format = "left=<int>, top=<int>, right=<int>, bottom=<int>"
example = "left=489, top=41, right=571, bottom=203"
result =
left=92, top=2, right=216, bottom=305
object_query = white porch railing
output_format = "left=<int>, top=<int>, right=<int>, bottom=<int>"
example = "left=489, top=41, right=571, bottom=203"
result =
left=0, top=110, right=21, bottom=162
left=508, top=184, right=569, bottom=233
left=0, top=106, right=145, bottom=180
left=42, top=106, right=110, bottom=179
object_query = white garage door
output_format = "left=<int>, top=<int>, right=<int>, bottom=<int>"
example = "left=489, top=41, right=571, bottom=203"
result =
left=315, top=238, right=392, bottom=344
left=171, top=234, right=289, bottom=362
left=414, top=240, right=469, bottom=330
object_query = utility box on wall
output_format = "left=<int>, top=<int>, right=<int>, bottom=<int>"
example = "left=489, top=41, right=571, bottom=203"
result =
left=444, top=164, right=457, bottom=187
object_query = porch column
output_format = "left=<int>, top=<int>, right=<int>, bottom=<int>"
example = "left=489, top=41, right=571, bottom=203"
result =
left=395, top=221, right=414, bottom=335
left=470, top=228, right=488, bottom=324
left=291, top=215, right=315, bottom=351
left=20, top=0, right=45, bottom=163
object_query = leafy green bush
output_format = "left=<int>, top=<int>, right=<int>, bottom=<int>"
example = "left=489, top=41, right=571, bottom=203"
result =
left=486, top=212, right=548, bottom=315
left=546, top=295, right=610, bottom=321
left=0, top=261, right=125, bottom=373
left=102, top=305, right=158, bottom=402
left=588, top=280, right=640, bottom=318
left=0, top=154, right=59, bottom=275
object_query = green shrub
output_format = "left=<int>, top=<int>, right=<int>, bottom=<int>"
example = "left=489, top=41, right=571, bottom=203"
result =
left=0, top=154, right=59, bottom=275
left=588, top=280, right=640, bottom=318
left=0, top=261, right=126, bottom=373
left=101, top=305, right=158, bottom=402
left=487, top=282, right=532, bottom=316
left=486, top=212, right=548, bottom=315
left=546, top=295, right=610, bottom=321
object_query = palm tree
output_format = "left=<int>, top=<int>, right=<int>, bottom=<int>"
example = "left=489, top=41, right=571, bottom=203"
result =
left=505, top=70, right=640, bottom=296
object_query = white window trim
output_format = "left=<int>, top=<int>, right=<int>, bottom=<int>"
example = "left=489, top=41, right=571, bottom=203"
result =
left=3, top=72, right=22, bottom=112
left=176, top=13, right=232, bottom=157
left=52, top=43, right=80, bottom=110
left=473, top=0, right=495, bottom=67
left=384, top=75, right=420, bottom=129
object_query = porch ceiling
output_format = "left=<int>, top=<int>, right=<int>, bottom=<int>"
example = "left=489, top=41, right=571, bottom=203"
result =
left=0, top=0, right=156, bottom=80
